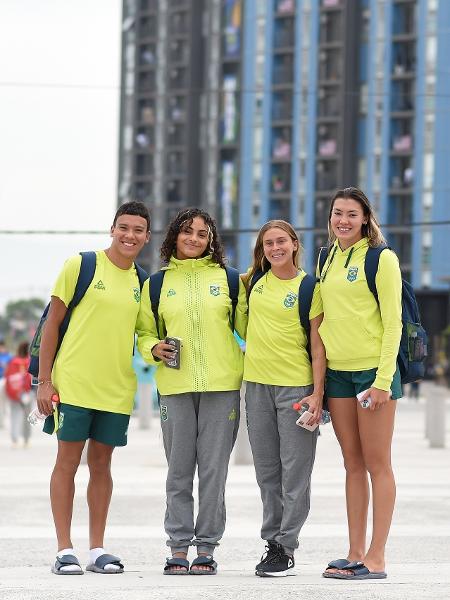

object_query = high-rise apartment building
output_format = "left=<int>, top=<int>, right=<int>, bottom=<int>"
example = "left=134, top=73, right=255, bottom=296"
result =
left=118, top=0, right=450, bottom=332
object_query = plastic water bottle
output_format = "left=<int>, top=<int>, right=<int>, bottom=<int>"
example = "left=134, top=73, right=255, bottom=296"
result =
left=292, top=402, right=331, bottom=425
left=28, top=394, right=59, bottom=425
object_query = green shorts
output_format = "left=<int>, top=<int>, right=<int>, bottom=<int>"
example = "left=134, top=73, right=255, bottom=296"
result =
left=43, top=403, right=130, bottom=447
left=326, top=366, right=403, bottom=400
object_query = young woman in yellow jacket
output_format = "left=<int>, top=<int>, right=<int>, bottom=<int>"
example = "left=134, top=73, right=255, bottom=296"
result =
left=319, top=187, right=402, bottom=581
left=138, top=208, right=247, bottom=576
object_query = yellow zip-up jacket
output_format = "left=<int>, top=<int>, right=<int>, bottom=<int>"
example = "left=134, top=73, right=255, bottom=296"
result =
left=317, top=238, right=402, bottom=391
left=137, top=255, right=247, bottom=396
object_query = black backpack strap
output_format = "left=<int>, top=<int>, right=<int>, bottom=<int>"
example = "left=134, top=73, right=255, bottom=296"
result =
left=149, top=270, right=166, bottom=339
left=134, top=262, right=149, bottom=291
left=318, top=247, right=329, bottom=276
left=364, top=245, right=388, bottom=302
left=224, top=266, right=240, bottom=331
left=247, top=269, right=265, bottom=297
left=298, top=274, right=316, bottom=335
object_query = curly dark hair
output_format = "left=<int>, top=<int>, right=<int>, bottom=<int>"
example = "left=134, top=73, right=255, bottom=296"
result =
left=160, top=208, right=226, bottom=267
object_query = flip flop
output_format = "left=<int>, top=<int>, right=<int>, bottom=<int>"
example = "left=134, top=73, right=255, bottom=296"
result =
left=86, top=553, right=124, bottom=574
left=51, top=554, right=83, bottom=575
left=189, top=555, right=217, bottom=575
left=322, top=558, right=351, bottom=577
left=329, top=561, right=387, bottom=580
left=163, top=556, right=190, bottom=575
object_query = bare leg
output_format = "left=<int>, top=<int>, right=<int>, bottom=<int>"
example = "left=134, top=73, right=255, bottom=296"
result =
left=327, top=398, right=368, bottom=570
left=86, top=439, right=115, bottom=549
left=50, top=440, right=85, bottom=551
left=357, top=400, right=396, bottom=573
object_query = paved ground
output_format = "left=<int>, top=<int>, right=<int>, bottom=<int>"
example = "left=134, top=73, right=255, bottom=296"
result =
left=0, top=382, right=449, bottom=600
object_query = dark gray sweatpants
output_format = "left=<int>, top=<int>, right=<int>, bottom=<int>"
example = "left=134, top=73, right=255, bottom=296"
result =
left=160, top=391, right=240, bottom=555
left=245, top=382, right=318, bottom=556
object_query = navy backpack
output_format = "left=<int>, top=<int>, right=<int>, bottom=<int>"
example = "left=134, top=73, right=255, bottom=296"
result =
left=319, top=244, right=427, bottom=384
left=29, top=251, right=148, bottom=378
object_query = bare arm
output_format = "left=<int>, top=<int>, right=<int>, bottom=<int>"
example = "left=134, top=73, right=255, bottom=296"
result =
left=300, top=314, right=326, bottom=424
left=36, top=296, right=67, bottom=415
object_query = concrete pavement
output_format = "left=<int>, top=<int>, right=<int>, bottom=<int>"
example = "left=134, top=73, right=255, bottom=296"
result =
left=0, top=382, right=449, bottom=600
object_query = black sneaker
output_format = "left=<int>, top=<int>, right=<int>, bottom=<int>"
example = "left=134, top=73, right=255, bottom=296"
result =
left=255, top=543, right=295, bottom=577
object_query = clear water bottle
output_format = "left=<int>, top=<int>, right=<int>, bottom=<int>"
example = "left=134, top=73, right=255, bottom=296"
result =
left=292, top=402, right=331, bottom=425
left=28, top=394, right=59, bottom=426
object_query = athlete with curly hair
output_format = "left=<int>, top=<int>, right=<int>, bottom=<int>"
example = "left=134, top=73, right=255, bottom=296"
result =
left=138, top=207, right=247, bottom=575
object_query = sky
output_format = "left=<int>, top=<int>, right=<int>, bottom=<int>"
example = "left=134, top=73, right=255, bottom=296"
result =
left=0, top=0, right=121, bottom=310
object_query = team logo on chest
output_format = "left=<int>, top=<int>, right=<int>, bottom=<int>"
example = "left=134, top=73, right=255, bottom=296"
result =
left=283, top=291, right=297, bottom=308
left=210, top=284, right=220, bottom=296
left=94, top=280, right=106, bottom=290
left=167, top=288, right=176, bottom=297
left=347, top=266, right=359, bottom=282
left=133, top=287, right=140, bottom=303
left=254, top=284, right=264, bottom=294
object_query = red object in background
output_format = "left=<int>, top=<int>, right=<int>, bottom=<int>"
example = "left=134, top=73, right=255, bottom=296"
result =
left=4, top=356, right=31, bottom=402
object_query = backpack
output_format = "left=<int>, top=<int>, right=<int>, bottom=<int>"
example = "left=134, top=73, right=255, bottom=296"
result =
left=29, top=251, right=148, bottom=378
left=247, top=269, right=317, bottom=358
left=318, top=244, right=427, bottom=384
left=149, top=266, right=240, bottom=339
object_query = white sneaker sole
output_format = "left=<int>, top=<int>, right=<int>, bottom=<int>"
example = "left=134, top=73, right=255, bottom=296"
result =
left=255, top=569, right=295, bottom=577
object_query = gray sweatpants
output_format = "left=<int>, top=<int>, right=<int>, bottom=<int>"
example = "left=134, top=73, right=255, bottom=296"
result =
left=245, top=382, right=318, bottom=556
left=160, top=391, right=240, bottom=555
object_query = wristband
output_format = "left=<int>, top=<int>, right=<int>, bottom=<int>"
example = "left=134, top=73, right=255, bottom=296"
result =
left=37, top=380, right=52, bottom=385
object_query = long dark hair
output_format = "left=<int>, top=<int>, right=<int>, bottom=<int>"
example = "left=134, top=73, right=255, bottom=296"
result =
left=160, top=208, right=226, bottom=267
left=328, top=187, right=385, bottom=248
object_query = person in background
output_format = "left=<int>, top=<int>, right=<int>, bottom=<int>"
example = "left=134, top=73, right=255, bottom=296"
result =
left=0, top=339, right=13, bottom=429
left=4, top=341, right=32, bottom=447
left=138, top=208, right=247, bottom=576
left=318, top=187, right=402, bottom=581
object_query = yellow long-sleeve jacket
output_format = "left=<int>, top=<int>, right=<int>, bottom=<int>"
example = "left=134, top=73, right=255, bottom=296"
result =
left=317, top=238, right=402, bottom=391
left=137, top=255, right=247, bottom=396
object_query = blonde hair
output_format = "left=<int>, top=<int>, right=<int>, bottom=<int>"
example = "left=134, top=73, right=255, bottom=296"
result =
left=327, top=187, right=385, bottom=248
left=247, top=220, right=301, bottom=289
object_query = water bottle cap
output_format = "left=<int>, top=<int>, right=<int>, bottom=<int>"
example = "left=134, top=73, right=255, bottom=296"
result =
left=51, top=394, right=60, bottom=403
left=292, top=402, right=300, bottom=410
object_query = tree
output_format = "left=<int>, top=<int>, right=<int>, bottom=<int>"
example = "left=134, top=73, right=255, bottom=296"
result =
left=0, top=298, right=45, bottom=343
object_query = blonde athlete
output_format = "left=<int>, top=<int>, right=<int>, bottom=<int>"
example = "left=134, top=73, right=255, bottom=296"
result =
left=138, top=208, right=247, bottom=575
left=319, top=187, right=402, bottom=581
left=243, top=220, right=326, bottom=577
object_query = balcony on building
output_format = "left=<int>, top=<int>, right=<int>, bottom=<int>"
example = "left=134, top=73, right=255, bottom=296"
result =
left=271, top=164, right=291, bottom=193
left=315, top=159, right=338, bottom=192
left=272, top=127, right=292, bottom=161
left=140, top=15, right=157, bottom=39
left=392, top=1, right=416, bottom=36
left=319, top=9, right=343, bottom=44
left=392, top=41, right=416, bottom=77
left=138, top=70, right=156, bottom=92
left=318, top=48, right=342, bottom=83
left=167, top=95, right=186, bottom=123
left=273, top=18, right=295, bottom=50
left=139, top=44, right=156, bottom=67
left=389, top=156, right=414, bottom=191
left=388, top=232, right=412, bottom=278
left=274, top=0, right=295, bottom=16
left=168, top=67, right=188, bottom=90
left=169, top=39, right=189, bottom=64
left=272, top=54, right=294, bottom=86
left=387, top=194, right=413, bottom=226
left=321, top=0, right=343, bottom=9
left=272, top=91, right=293, bottom=122
left=166, top=151, right=185, bottom=176
left=138, top=99, right=155, bottom=125
left=135, top=153, right=153, bottom=177
left=391, top=80, right=415, bottom=112
left=269, top=198, right=290, bottom=221
left=315, top=197, right=330, bottom=229
left=222, top=1, right=242, bottom=61
left=166, top=180, right=183, bottom=203
left=133, top=181, right=153, bottom=203
left=169, top=11, right=189, bottom=36
left=139, top=0, right=158, bottom=12
left=167, top=123, right=186, bottom=147
left=135, top=127, right=153, bottom=150
left=317, top=88, right=340, bottom=119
